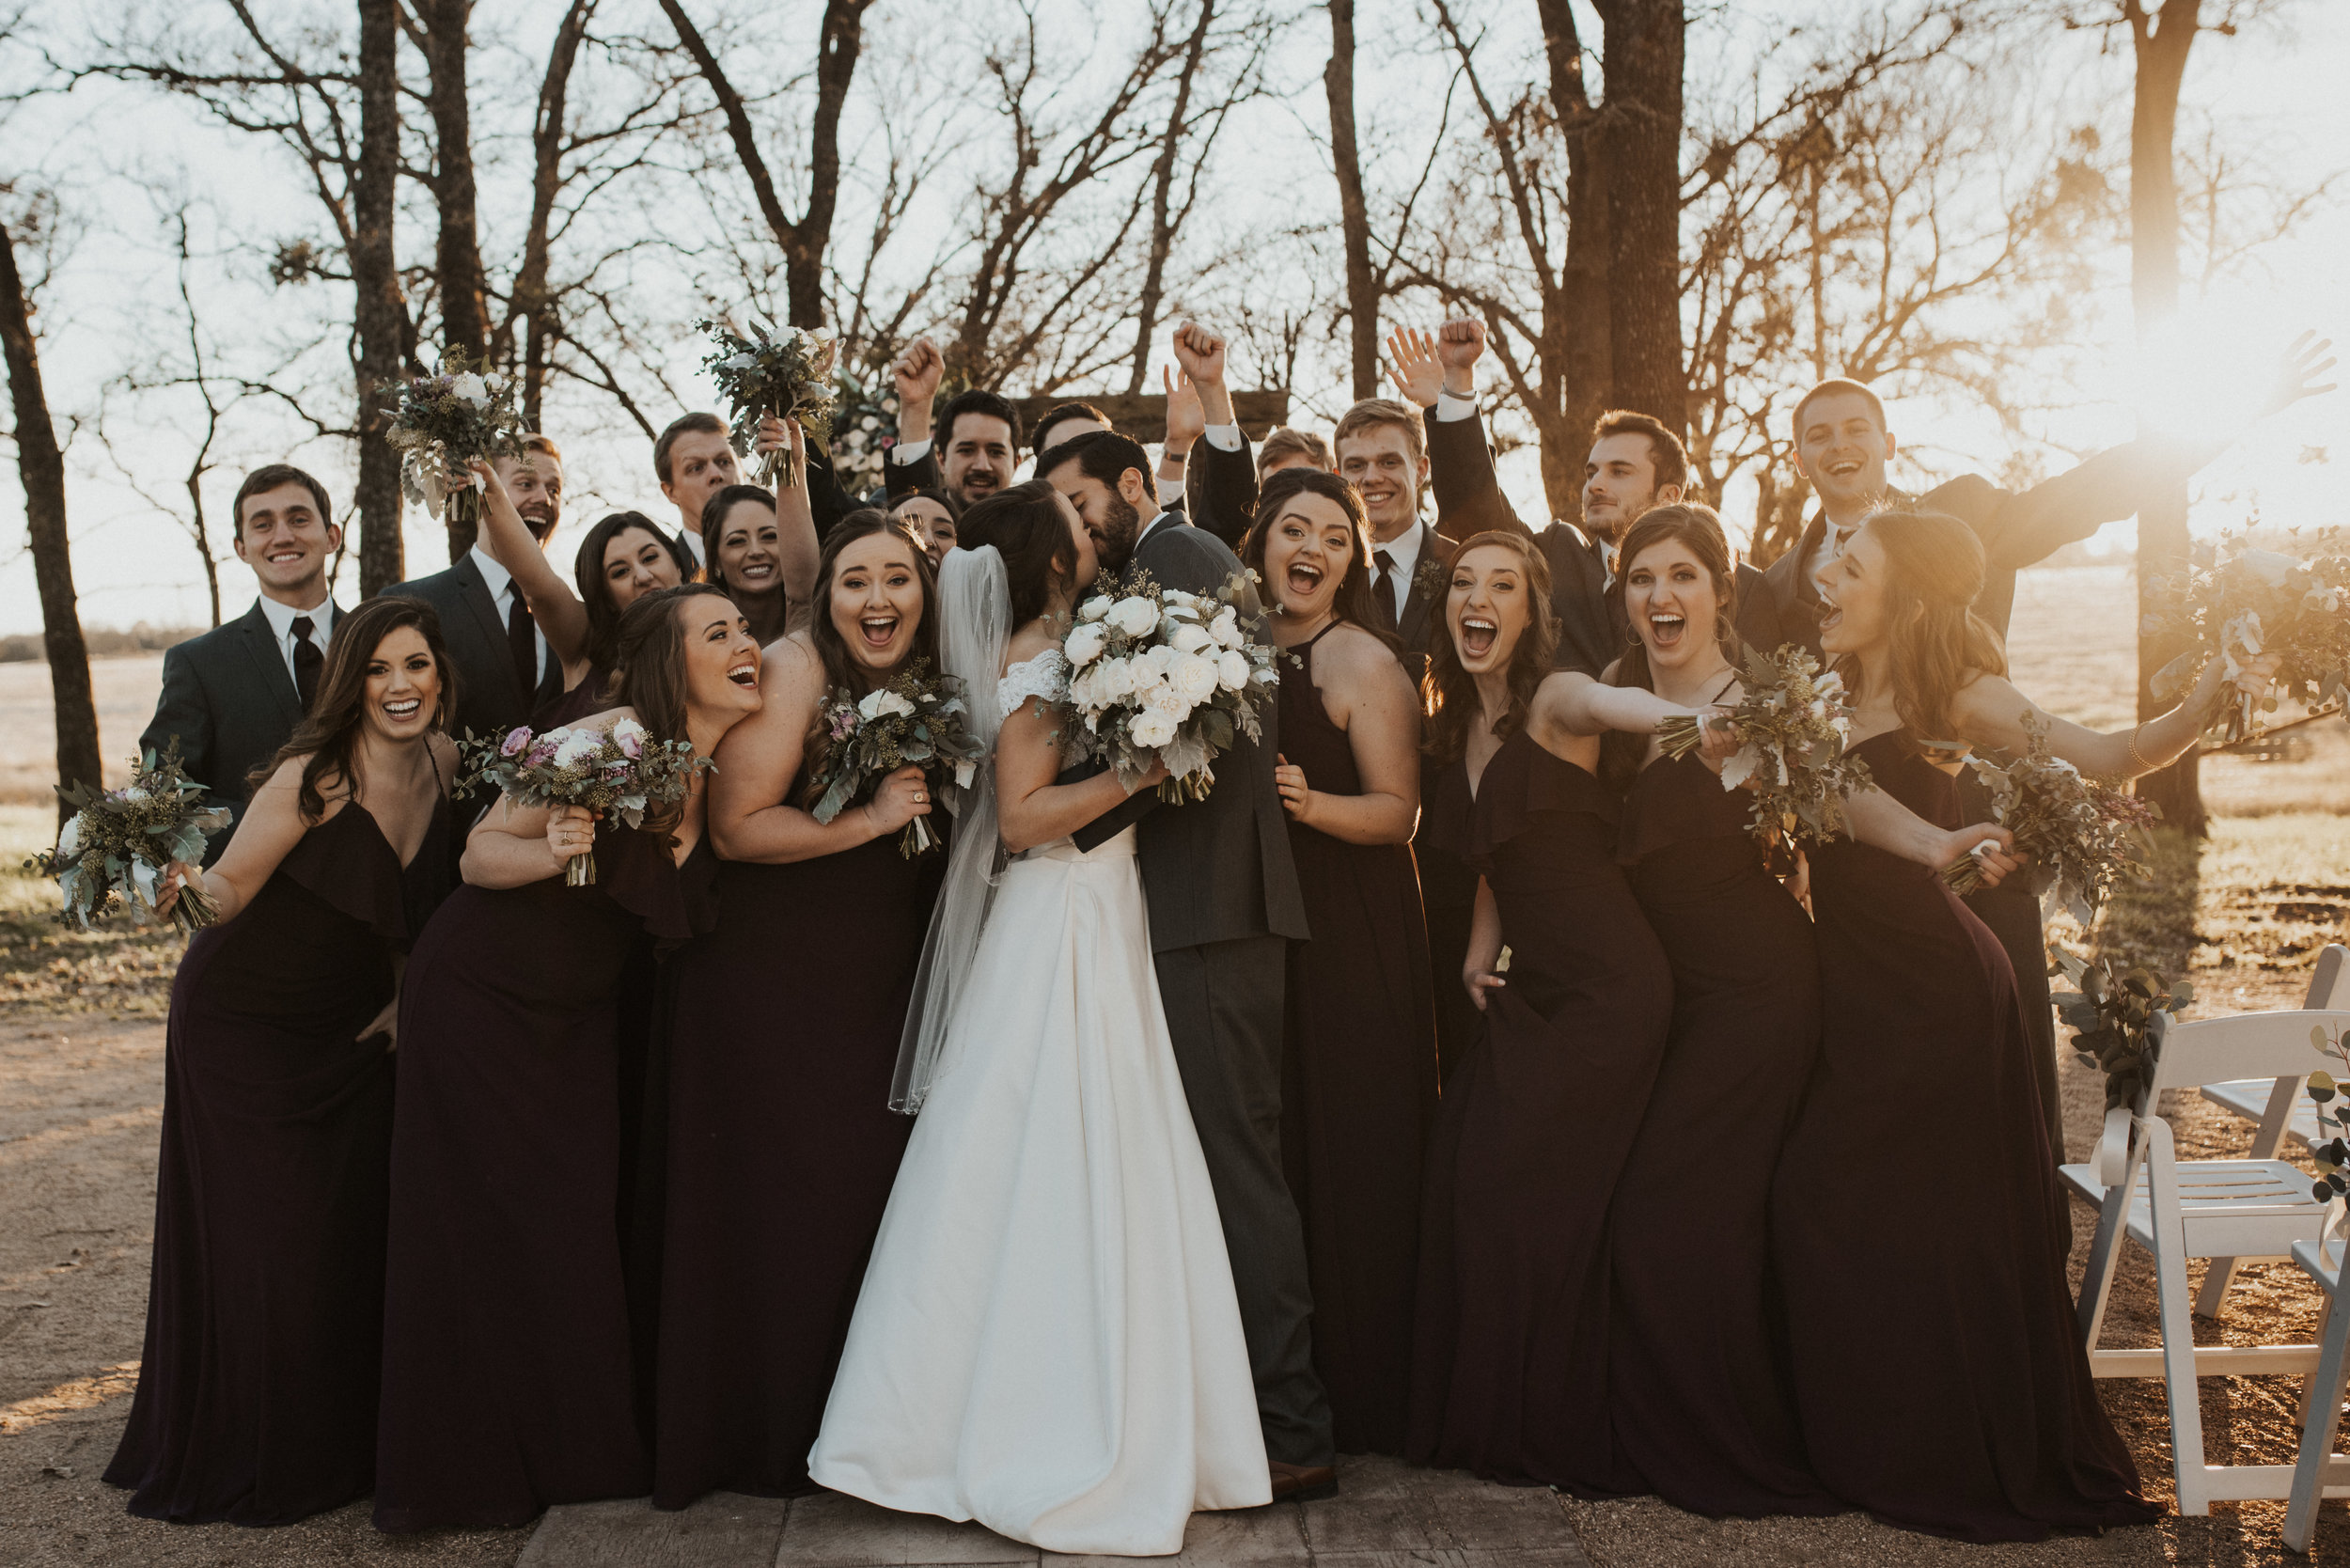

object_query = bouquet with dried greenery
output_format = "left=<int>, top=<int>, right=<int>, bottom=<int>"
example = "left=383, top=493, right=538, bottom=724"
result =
left=800, top=659, right=982, bottom=857
left=1060, top=570, right=1282, bottom=803
left=2143, top=528, right=2350, bottom=743
left=458, top=717, right=713, bottom=886
left=27, top=741, right=233, bottom=933
left=2052, top=946, right=2192, bottom=1115
left=385, top=349, right=528, bottom=530
left=1653, top=643, right=1873, bottom=847
left=697, top=318, right=838, bottom=490
left=1940, top=712, right=2160, bottom=920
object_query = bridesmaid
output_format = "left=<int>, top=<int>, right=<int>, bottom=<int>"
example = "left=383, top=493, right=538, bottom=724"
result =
left=1238, top=468, right=1432, bottom=1455
left=699, top=416, right=822, bottom=645
left=652, top=509, right=947, bottom=1508
left=373, top=585, right=761, bottom=1531
left=104, top=595, right=459, bottom=1524
left=889, top=486, right=962, bottom=565
left=1768, top=508, right=2263, bottom=1539
left=1405, top=532, right=1685, bottom=1488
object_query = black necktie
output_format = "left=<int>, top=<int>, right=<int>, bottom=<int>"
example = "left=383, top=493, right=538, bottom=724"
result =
left=290, top=615, right=323, bottom=711
left=507, top=590, right=538, bottom=701
left=1373, top=550, right=1398, bottom=630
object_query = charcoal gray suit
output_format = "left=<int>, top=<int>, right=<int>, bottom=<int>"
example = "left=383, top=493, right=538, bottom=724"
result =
left=384, top=554, right=564, bottom=746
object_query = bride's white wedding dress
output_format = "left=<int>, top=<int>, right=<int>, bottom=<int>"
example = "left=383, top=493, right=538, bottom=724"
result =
left=807, top=650, right=1269, bottom=1557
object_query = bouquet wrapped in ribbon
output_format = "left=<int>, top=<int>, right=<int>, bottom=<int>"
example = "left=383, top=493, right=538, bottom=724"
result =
left=28, top=741, right=233, bottom=933
left=697, top=318, right=838, bottom=490
left=1060, top=570, right=1281, bottom=803
left=801, top=659, right=982, bottom=857
left=1940, top=712, right=2158, bottom=920
left=1653, top=643, right=1873, bottom=847
left=385, top=350, right=528, bottom=530
left=458, top=717, right=713, bottom=886
left=2144, top=528, right=2350, bottom=744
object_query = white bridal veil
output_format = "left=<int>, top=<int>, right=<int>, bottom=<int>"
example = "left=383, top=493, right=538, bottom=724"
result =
left=889, top=544, right=1012, bottom=1112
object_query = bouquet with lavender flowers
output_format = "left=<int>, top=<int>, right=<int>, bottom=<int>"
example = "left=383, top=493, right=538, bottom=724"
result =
left=1939, top=712, right=2159, bottom=920
left=2144, top=527, right=2350, bottom=743
left=1653, top=643, right=1873, bottom=847
left=384, top=349, right=528, bottom=531
left=1060, top=570, right=1282, bottom=803
left=27, top=741, right=233, bottom=933
left=697, top=318, right=839, bottom=491
left=459, top=717, right=713, bottom=886
left=800, top=659, right=982, bottom=856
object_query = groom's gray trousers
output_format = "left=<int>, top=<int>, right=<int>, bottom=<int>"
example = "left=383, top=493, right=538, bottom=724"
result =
left=1154, top=935, right=1335, bottom=1468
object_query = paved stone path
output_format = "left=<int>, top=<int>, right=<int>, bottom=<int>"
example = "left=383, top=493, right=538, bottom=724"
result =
left=519, top=1455, right=1590, bottom=1567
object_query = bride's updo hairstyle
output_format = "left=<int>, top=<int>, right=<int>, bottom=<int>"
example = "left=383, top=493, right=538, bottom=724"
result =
left=957, top=479, right=1081, bottom=628
left=1848, top=508, right=2008, bottom=740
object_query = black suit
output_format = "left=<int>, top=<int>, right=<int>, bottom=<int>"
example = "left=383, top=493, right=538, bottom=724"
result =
left=1182, top=430, right=1260, bottom=549
left=1072, top=515, right=1330, bottom=1467
left=384, top=555, right=564, bottom=746
left=139, top=600, right=341, bottom=863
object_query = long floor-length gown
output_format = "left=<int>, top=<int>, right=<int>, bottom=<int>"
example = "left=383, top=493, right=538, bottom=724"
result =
left=1407, top=729, right=1673, bottom=1486
left=103, top=796, right=454, bottom=1524
left=373, top=823, right=713, bottom=1531
left=1772, top=730, right=2156, bottom=1541
left=1277, top=626, right=1437, bottom=1455
left=650, top=763, right=945, bottom=1508
left=1593, top=750, right=1841, bottom=1517
left=808, top=650, right=1270, bottom=1556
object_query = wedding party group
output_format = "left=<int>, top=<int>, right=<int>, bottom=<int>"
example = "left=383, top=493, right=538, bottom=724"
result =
left=87, top=308, right=2339, bottom=1555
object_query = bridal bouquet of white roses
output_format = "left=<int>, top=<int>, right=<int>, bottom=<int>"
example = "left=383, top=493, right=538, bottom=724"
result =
left=1653, top=643, right=1872, bottom=848
left=1060, top=570, right=1281, bottom=802
left=385, top=349, right=528, bottom=530
left=27, top=741, right=233, bottom=933
left=697, top=318, right=839, bottom=490
left=800, top=659, right=981, bottom=857
left=458, top=718, right=713, bottom=886
left=2143, top=528, right=2350, bottom=744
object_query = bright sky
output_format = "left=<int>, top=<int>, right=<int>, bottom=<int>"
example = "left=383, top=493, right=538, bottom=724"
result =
left=2, top=0, right=2344, bottom=636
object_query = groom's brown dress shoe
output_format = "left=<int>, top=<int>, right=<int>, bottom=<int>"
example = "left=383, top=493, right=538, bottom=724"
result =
left=1267, top=1461, right=1339, bottom=1501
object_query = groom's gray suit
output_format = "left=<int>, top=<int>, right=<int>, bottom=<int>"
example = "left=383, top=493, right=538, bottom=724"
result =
left=1073, top=511, right=1334, bottom=1468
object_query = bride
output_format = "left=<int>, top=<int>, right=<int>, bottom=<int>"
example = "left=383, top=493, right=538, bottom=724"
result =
left=807, top=480, right=1271, bottom=1554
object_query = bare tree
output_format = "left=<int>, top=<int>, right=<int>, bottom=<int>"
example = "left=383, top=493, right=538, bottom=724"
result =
left=1592, top=0, right=1684, bottom=431
left=411, top=0, right=490, bottom=360
left=1324, top=0, right=1379, bottom=400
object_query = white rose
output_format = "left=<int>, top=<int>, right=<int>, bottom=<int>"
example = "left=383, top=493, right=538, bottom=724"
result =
left=1216, top=650, right=1250, bottom=691
left=1107, top=596, right=1160, bottom=637
left=859, top=688, right=916, bottom=721
left=553, top=728, right=602, bottom=766
left=725, top=352, right=758, bottom=370
left=1209, top=607, right=1243, bottom=649
left=1065, top=622, right=1108, bottom=666
left=1135, top=642, right=1177, bottom=680
left=449, top=371, right=490, bottom=408
left=1077, top=595, right=1113, bottom=623
left=1147, top=682, right=1192, bottom=720
left=1168, top=623, right=1213, bottom=655
left=1067, top=666, right=1097, bottom=709
left=1168, top=651, right=1219, bottom=704
left=1128, top=710, right=1178, bottom=748
left=1091, top=657, right=1136, bottom=702
left=56, top=815, right=82, bottom=857
left=611, top=716, right=649, bottom=750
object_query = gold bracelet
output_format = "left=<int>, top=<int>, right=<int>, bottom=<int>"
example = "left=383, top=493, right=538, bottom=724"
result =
left=2125, top=722, right=2160, bottom=775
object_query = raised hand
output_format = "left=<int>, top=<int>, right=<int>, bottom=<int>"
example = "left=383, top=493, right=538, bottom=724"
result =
left=2263, top=329, right=2339, bottom=417
left=892, top=337, right=944, bottom=404
left=1385, top=327, right=1442, bottom=408
left=1169, top=321, right=1234, bottom=427
left=1163, top=365, right=1206, bottom=456
left=1434, top=316, right=1486, bottom=394
left=755, top=414, right=807, bottom=462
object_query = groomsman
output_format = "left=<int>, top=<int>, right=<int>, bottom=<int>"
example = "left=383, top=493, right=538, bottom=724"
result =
left=385, top=436, right=567, bottom=744
left=141, top=463, right=347, bottom=858
left=654, top=413, right=740, bottom=566
left=1256, top=427, right=1333, bottom=481
left=882, top=340, right=1021, bottom=509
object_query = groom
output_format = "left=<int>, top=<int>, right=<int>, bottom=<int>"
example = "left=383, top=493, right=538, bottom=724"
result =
left=1042, top=420, right=1337, bottom=1500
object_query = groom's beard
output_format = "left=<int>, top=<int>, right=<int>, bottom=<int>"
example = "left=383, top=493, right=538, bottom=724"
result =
left=1093, top=494, right=1147, bottom=572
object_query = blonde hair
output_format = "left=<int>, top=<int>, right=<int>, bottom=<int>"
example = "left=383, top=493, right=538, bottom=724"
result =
left=1848, top=508, right=2007, bottom=741
left=1332, top=398, right=1427, bottom=467
left=1256, top=426, right=1334, bottom=475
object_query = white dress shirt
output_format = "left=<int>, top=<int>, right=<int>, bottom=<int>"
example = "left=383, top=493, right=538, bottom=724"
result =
left=469, top=545, right=552, bottom=683
left=254, top=592, right=335, bottom=692
left=1802, top=519, right=1859, bottom=600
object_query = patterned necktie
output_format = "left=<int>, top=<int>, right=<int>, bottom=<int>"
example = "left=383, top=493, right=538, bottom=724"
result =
left=1373, top=550, right=1398, bottom=630
left=507, top=590, right=538, bottom=700
left=290, top=615, right=323, bottom=711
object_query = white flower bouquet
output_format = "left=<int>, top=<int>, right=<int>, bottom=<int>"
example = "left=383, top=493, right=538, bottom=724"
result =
left=1653, top=643, right=1873, bottom=847
left=27, top=741, right=233, bottom=933
left=1060, top=569, right=1280, bottom=803
left=800, top=658, right=982, bottom=857
left=2144, top=528, right=2350, bottom=744
left=458, top=717, right=713, bottom=886
left=697, top=317, right=839, bottom=490
left=384, top=349, right=528, bottom=529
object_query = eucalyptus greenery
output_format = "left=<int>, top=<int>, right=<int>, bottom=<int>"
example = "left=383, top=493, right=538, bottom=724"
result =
left=2051, top=945, right=2193, bottom=1115
left=2143, top=527, right=2350, bottom=745
left=25, top=740, right=233, bottom=933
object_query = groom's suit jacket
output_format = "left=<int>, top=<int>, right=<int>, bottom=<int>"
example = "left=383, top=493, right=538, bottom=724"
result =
left=1070, top=515, right=1309, bottom=951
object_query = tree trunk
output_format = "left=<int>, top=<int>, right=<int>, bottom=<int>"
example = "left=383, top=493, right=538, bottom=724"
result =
left=0, top=216, right=103, bottom=820
left=1537, top=0, right=1610, bottom=522
left=1127, top=1, right=1215, bottom=393
left=352, top=0, right=407, bottom=595
left=510, top=0, right=597, bottom=430
left=787, top=0, right=872, bottom=330
left=1324, top=0, right=1379, bottom=401
left=420, top=0, right=488, bottom=559
left=1593, top=0, right=1684, bottom=433
left=2126, top=0, right=2203, bottom=834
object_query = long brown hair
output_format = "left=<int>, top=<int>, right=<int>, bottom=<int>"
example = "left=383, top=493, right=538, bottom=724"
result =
left=957, top=479, right=1078, bottom=629
left=1846, top=508, right=2008, bottom=739
left=1421, top=530, right=1558, bottom=764
left=1240, top=467, right=1401, bottom=653
left=249, top=595, right=456, bottom=823
left=574, top=510, right=697, bottom=682
left=798, top=510, right=939, bottom=795
left=1600, top=504, right=1742, bottom=786
left=608, top=583, right=738, bottom=841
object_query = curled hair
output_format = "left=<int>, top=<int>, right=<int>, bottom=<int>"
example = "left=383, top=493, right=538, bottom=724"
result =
left=1239, top=468, right=1399, bottom=653
left=798, top=510, right=940, bottom=798
left=251, top=595, right=455, bottom=823
left=573, top=511, right=697, bottom=683
left=1601, top=503, right=1743, bottom=785
left=1422, top=531, right=1558, bottom=765
left=610, top=583, right=740, bottom=840
left=957, top=479, right=1079, bottom=628
left=1846, top=508, right=2008, bottom=742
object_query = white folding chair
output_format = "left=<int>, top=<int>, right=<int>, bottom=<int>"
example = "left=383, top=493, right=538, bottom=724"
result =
left=2283, top=1235, right=2350, bottom=1551
left=2064, top=1004, right=2350, bottom=1514
left=2197, top=947, right=2350, bottom=1315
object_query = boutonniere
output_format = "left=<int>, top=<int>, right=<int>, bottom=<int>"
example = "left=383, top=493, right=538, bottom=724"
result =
left=1411, top=551, right=1449, bottom=604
